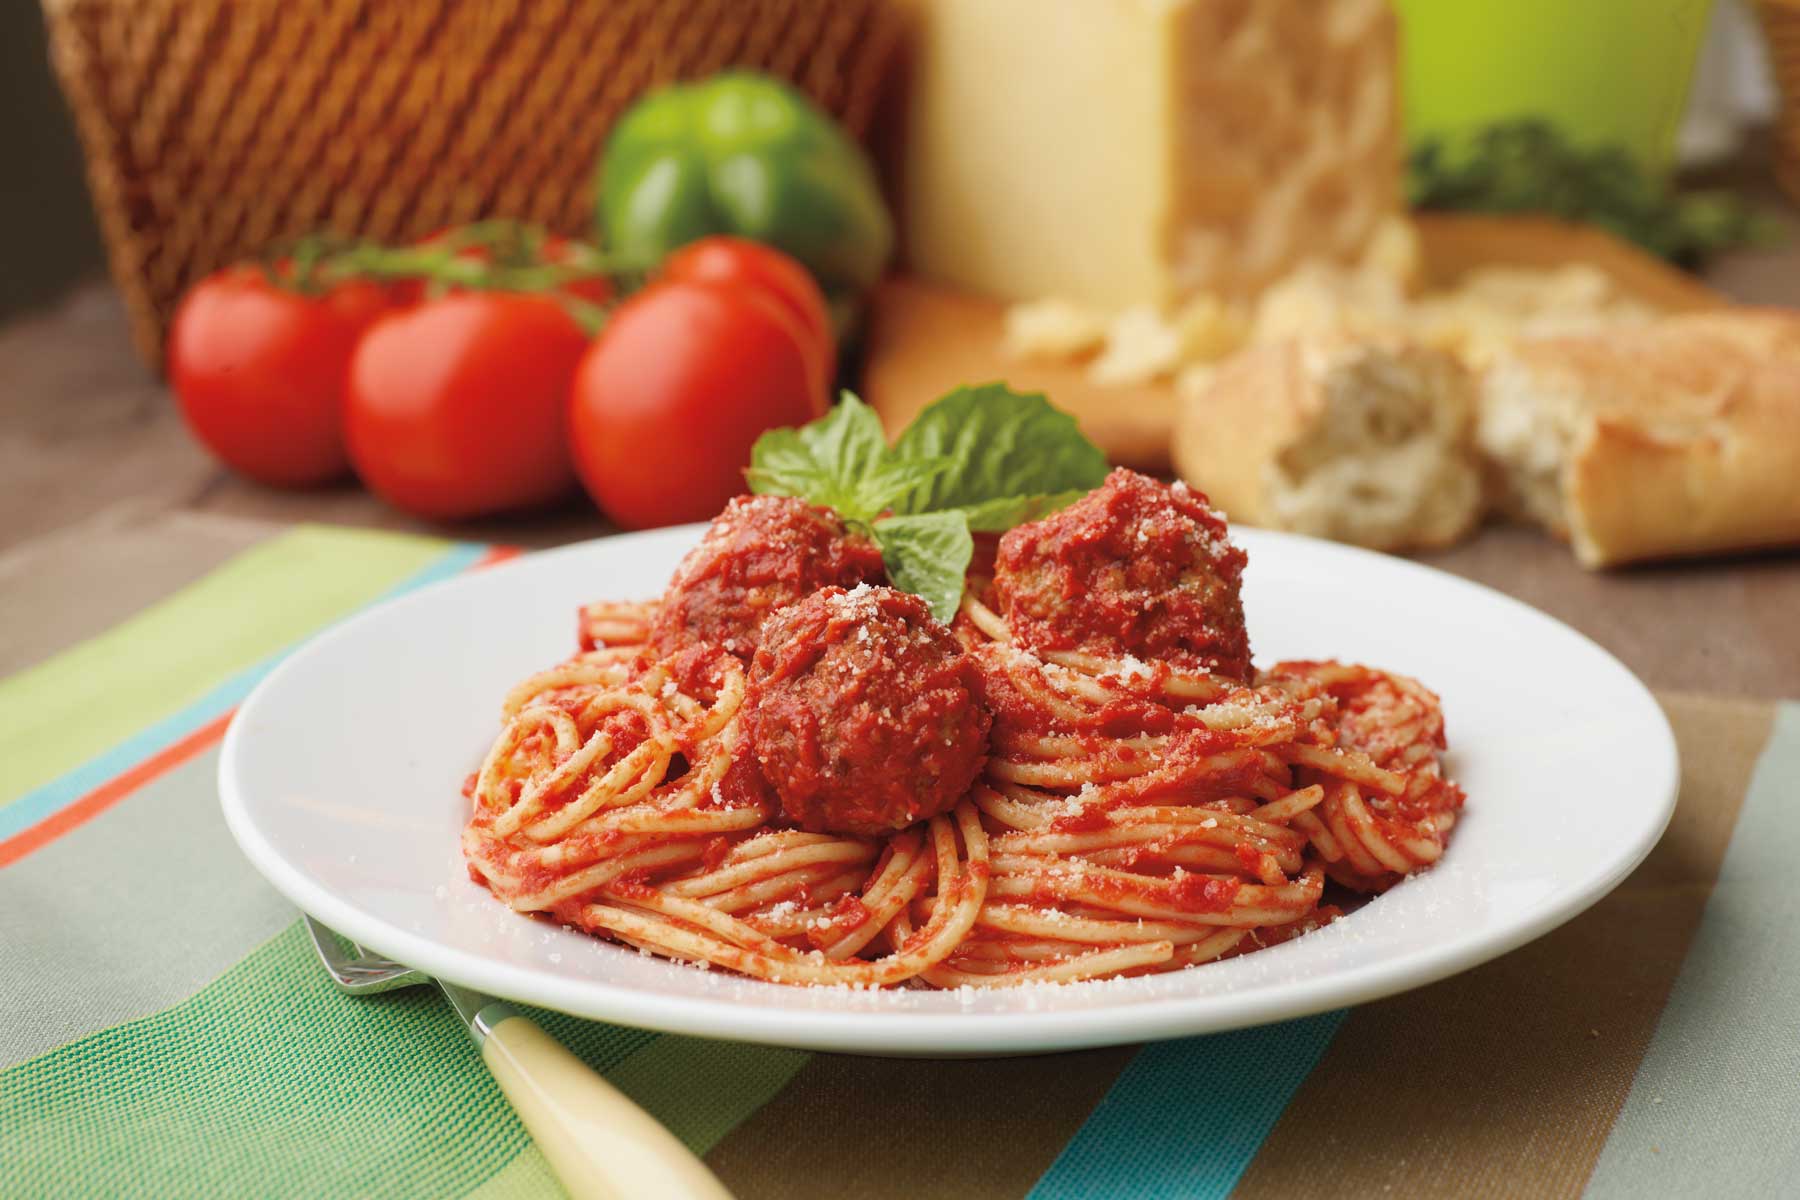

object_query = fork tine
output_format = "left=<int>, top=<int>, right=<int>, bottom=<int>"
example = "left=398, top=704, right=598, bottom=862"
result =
left=304, top=915, right=431, bottom=994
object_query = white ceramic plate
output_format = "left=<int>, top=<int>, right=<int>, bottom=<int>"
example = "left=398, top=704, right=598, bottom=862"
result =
left=220, top=526, right=1678, bottom=1056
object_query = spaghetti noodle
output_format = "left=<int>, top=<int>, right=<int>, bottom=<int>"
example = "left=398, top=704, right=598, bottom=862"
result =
left=463, top=479, right=1465, bottom=989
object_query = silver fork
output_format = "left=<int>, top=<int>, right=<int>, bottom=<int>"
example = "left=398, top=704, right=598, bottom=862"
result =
left=304, top=916, right=732, bottom=1200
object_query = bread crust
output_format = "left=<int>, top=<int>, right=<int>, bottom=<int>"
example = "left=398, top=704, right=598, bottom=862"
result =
left=1172, top=342, right=1309, bottom=529
left=1174, top=338, right=1480, bottom=552
left=1486, top=309, right=1800, bottom=567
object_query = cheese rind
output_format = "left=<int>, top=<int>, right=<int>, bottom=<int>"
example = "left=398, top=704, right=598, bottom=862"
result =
left=902, top=0, right=1402, bottom=309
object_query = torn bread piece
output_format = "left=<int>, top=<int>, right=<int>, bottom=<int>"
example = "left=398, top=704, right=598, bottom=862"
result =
left=1477, top=309, right=1800, bottom=567
left=1174, top=338, right=1482, bottom=552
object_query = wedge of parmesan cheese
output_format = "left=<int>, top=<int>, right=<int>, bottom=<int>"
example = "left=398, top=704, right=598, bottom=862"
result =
left=902, top=0, right=1403, bottom=309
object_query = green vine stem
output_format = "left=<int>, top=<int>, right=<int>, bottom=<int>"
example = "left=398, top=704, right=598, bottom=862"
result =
left=263, top=221, right=647, bottom=335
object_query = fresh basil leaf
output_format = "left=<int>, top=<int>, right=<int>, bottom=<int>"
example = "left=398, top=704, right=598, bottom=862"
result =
left=751, top=385, right=1105, bottom=540
left=872, top=512, right=973, bottom=625
left=890, top=384, right=1109, bottom=520
left=745, top=422, right=843, bottom=499
left=804, top=392, right=891, bottom=496
left=750, top=393, right=936, bottom=521
left=743, top=463, right=842, bottom=506
left=953, top=488, right=1088, bottom=533
left=745, top=449, right=860, bottom=513
left=851, top=455, right=957, bottom=516
left=747, top=426, right=824, bottom=480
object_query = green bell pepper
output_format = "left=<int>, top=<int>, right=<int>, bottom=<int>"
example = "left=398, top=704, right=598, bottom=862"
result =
left=597, top=71, right=894, bottom=295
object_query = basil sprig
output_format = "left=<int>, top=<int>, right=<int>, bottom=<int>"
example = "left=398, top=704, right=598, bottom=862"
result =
left=747, top=386, right=1109, bottom=621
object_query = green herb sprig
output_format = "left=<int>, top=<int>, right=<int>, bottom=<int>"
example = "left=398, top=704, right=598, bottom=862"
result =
left=747, top=386, right=1109, bottom=621
left=1408, top=120, right=1783, bottom=267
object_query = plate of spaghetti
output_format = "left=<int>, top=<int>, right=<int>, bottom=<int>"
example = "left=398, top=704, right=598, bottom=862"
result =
left=221, top=389, right=1678, bottom=1055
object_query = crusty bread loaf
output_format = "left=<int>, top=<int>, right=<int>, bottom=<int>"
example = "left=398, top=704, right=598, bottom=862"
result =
left=1477, top=309, right=1800, bottom=567
left=1173, top=338, right=1482, bottom=552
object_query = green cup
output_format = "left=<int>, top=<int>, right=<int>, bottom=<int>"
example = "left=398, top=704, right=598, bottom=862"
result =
left=1394, top=0, right=1715, bottom=175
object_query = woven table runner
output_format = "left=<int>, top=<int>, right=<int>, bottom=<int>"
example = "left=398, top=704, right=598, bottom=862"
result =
left=3, top=524, right=1795, bottom=1199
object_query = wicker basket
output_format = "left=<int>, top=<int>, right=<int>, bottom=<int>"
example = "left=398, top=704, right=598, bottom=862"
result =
left=1762, top=0, right=1800, bottom=205
left=42, top=0, right=904, bottom=367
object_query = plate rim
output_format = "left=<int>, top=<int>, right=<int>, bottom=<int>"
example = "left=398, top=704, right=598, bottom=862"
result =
left=218, top=525, right=1680, bottom=1056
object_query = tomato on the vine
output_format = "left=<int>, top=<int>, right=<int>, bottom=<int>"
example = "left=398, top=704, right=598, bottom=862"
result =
left=392, top=226, right=611, bottom=307
left=346, top=293, right=586, bottom=520
left=167, top=266, right=393, bottom=487
left=660, top=237, right=835, bottom=390
left=569, top=280, right=825, bottom=530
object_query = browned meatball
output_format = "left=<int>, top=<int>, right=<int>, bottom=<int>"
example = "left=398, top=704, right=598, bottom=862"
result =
left=649, top=495, right=886, bottom=661
left=749, top=586, right=990, bottom=836
left=993, top=468, right=1252, bottom=679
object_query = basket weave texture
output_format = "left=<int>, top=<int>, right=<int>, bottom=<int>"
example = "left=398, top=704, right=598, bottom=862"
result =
left=42, top=0, right=903, bottom=366
left=1761, top=0, right=1800, bottom=206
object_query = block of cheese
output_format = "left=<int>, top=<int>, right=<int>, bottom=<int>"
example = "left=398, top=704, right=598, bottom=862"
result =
left=901, top=0, right=1402, bottom=309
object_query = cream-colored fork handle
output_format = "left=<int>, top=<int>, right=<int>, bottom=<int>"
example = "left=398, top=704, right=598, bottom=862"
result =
left=480, top=1013, right=733, bottom=1200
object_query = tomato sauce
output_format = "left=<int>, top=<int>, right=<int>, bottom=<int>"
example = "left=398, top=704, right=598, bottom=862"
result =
left=648, top=495, right=884, bottom=661
left=749, top=585, right=990, bottom=836
left=993, top=469, right=1252, bottom=680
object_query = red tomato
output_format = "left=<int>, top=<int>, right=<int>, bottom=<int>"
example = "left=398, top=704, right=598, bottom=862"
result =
left=345, top=293, right=586, bottom=520
left=394, top=228, right=610, bottom=306
left=661, top=237, right=835, bottom=390
left=569, top=281, right=826, bottom=530
left=168, top=267, right=391, bottom=486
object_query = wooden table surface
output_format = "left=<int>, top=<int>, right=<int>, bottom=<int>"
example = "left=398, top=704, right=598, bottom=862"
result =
left=5, top=237, right=1799, bottom=697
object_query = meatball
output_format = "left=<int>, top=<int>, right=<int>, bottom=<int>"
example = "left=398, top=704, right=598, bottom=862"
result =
left=749, top=585, right=990, bottom=836
left=992, top=468, right=1252, bottom=679
left=649, top=495, right=886, bottom=660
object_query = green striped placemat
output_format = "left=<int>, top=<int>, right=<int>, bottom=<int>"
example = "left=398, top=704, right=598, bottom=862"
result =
left=3, top=524, right=1795, bottom=1199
